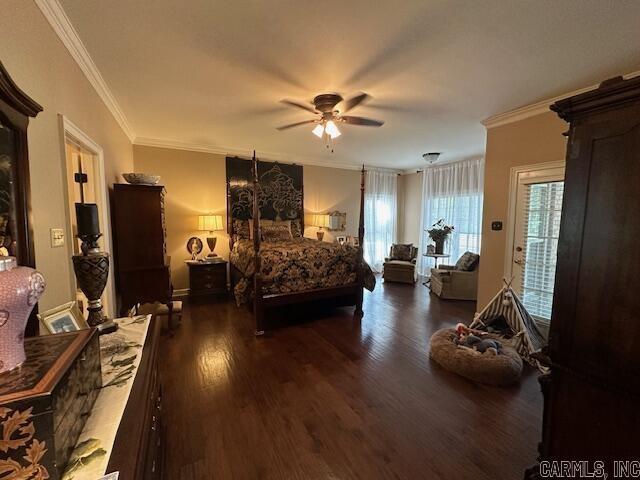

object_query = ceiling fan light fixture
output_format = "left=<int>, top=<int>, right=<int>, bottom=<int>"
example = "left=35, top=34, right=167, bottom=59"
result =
left=325, top=120, right=341, bottom=139
left=312, top=123, right=325, bottom=138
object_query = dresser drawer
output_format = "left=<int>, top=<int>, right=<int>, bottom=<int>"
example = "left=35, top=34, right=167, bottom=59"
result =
left=188, top=262, right=228, bottom=297
left=191, top=275, right=226, bottom=290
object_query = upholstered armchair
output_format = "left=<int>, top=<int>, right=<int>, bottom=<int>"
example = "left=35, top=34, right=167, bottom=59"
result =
left=430, top=252, right=480, bottom=300
left=383, top=244, right=418, bottom=284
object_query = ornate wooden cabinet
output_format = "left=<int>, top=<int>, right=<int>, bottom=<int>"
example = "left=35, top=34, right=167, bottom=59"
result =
left=526, top=75, right=640, bottom=477
left=0, top=329, right=101, bottom=480
left=0, top=62, right=42, bottom=336
left=112, top=184, right=173, bottom=322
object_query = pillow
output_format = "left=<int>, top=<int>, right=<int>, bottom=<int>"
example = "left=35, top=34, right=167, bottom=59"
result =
left=390, top=244, right=414, bottom=261
left=455, top=251, right=480, bottom=271
left=261, top=220, right=292, bottom=241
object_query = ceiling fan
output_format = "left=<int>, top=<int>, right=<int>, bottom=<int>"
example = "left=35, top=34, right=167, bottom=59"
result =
left=276, top=93, right=384, bottom=143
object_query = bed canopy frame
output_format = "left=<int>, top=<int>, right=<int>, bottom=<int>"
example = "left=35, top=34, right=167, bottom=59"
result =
left=226, top=152, right=366, bottom=335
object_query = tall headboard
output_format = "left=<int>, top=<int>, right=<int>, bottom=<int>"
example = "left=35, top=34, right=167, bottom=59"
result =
left=226, top=156, right=304, bottom=245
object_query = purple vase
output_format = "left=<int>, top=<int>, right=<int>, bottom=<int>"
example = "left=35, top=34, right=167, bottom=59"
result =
left=0, top=257, right=46, bottom=374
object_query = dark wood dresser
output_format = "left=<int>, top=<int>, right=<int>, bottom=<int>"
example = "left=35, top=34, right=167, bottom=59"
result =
left=107, top=315, right=164, bottom=479
left=112, top=184, right=173, bottom=322
left=187, top=259, right=228, bottom=299
left=526, top=76, right=640, bottom=477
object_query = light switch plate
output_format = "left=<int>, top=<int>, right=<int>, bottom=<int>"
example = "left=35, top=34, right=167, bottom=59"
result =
left=50, top=228, right=65, bottom=247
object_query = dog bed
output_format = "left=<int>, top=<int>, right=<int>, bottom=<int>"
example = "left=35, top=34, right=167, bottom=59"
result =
left=429, top=328, right=523, bottom=386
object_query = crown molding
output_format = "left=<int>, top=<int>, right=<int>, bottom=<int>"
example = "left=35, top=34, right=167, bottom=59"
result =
left=133, top=137, right=402, bottom=173
left=34, top=0, right=136, bottom=141
left=482, top=70, right=640, bottom=129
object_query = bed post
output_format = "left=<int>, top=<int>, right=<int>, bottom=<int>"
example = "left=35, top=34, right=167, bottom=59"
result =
left=226, top=176, right=234, bottom=251
left=355, top=164, right=365, bottom=318
left=252, top=151, right=265, bottom=335
left=299, top=167, right=305, bottom=234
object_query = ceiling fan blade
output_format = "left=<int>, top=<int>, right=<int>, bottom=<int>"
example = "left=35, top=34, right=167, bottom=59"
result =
left=280, top=99, right=318, bottom=113
left=276, top=119, right=317, bottom=131
left=340, top=116, right=384, bottom=127
left=338, top=93, right=371, bottom=113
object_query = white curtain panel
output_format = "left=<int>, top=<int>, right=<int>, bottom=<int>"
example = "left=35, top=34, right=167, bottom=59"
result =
left=364, top=169, right=398, bottom=272
left=418, top=158, right=484, bottom=275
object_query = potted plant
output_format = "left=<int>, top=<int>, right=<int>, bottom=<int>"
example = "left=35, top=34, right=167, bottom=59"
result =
left=427, top=219, right=454, bottom=254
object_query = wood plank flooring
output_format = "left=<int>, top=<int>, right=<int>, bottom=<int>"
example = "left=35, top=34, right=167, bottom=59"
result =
left=159, top=279, right=542, bottom=479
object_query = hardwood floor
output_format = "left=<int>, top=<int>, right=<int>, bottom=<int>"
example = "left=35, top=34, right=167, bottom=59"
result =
left=159, top=279, right=542, bottom=479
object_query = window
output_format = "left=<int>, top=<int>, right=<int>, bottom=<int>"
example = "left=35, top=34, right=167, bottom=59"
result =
left=418, top=158, right=484, bottom=275
left=428, top=193, right=483, bottom=263
left=519, top=181, right=564, bottom=321
left=364, top=170, right=397, bottom=272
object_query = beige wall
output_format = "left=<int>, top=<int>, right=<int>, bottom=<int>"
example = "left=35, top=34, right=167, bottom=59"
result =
left=302, top=165, right=361, bottom=243
left=398, top=171, right=423, bottom=245
left=0, top=1, right=133, bottom=311
left=133, top=146, right=364, bottom=291
left=477, top=111, right=567, bottom=308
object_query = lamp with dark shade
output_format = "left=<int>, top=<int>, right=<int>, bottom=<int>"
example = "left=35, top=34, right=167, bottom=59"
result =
left=75, top=203, right=101, bottom=254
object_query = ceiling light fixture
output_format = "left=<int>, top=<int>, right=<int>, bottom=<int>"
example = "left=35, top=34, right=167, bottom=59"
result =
left=312, top=123, right=324, bottom=138
left=423, top=152, right=441, bottom=164
left=325, top=120, right=341, bottom=139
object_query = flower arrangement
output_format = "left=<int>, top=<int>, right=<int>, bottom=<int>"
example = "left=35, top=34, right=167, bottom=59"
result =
left=426, top=219, right=454, bottom=254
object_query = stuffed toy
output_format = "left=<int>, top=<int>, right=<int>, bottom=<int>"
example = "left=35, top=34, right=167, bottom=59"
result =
left=454, top=323, right=502, bottom=355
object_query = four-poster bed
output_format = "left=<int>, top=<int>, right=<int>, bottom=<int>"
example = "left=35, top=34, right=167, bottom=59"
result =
left=226, top=153, right=371, bottom=335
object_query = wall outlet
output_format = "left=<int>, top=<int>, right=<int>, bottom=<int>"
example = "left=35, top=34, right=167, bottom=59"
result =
left=50, top=228, right=65, bottom=247
left=491, top=221, right=503, bottom=231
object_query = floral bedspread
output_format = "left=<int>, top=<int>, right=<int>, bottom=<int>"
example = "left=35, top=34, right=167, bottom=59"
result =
left=230, top=238, right=375, bottom=304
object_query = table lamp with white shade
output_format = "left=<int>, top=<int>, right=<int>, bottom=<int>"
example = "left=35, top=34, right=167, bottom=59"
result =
left=310, top=213, right=330, bottom=241
left=198, top=214, right=224, bottom=257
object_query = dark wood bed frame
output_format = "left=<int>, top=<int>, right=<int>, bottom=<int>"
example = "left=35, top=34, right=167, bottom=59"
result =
left=227, top=152, right=366, bottom=335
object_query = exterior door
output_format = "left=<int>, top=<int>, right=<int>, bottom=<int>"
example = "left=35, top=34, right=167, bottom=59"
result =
left=507, top=163, right=565, bottom=324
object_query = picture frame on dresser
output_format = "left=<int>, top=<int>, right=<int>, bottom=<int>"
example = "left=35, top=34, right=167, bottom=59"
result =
left=38, top=301, right=88, bottom=334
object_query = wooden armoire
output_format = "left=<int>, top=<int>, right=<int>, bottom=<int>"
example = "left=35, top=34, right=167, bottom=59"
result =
left=526, top=75, right=640, bottom=477
left=112, top=184, right=173, bottom=323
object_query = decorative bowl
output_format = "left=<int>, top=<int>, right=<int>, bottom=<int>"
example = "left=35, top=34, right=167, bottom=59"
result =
left=122, top=173, right=161, bottom=185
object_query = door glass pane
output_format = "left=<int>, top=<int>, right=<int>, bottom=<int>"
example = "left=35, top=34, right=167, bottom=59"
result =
left=521, top=181, right=564, bottom=321
left=0, top=121, right=18, bottom=258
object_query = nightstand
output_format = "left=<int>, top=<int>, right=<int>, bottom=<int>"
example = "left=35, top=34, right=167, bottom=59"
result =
left=186, top=260, right=228, bottom=299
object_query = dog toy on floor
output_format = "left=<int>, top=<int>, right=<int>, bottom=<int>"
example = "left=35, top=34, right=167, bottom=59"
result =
left=454, top=323, right=503, bottom=355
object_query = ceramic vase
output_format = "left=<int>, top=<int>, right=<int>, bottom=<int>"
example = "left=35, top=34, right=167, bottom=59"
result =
left=0, top=257, right=46, bottom=374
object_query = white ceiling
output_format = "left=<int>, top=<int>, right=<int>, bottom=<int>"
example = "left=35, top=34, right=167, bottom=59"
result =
left=59, top=0, right=640, bottom=170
